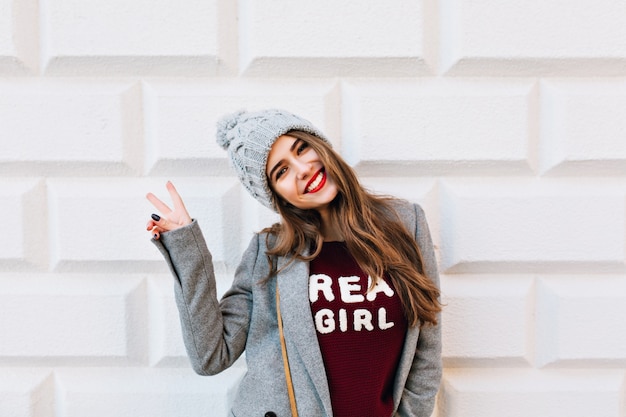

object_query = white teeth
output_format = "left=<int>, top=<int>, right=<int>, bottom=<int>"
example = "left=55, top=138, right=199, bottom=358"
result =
left=306, top=172, right=323, bottom=192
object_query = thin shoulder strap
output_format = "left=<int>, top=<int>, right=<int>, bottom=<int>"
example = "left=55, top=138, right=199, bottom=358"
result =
left=276, top=287, right=299, bottom=417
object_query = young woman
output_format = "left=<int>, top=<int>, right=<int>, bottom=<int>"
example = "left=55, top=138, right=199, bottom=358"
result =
left=146, top=109, right=442, bottom=417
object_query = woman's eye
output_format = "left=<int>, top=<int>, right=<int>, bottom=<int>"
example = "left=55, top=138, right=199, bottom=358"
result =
left=297, top=142, right=308, bottom=155
left=275, top=167, right=287, bottom=180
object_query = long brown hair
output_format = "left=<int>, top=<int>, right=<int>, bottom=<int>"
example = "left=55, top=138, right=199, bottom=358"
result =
left=262, top=130, right=441, bottom=327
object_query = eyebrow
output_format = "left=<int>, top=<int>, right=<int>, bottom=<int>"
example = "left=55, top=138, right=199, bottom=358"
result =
left=268, top=138, right=302, bottom=181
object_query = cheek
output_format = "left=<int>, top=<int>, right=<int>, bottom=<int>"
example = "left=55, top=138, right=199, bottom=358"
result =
left=272, top=182, right=291, bottom=200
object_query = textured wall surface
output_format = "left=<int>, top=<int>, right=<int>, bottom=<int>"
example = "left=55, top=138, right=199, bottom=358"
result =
left=1, top=0, right=625, bottom=416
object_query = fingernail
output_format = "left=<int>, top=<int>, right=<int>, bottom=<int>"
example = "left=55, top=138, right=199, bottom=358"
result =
left=153, top=233, right=158, bottom=239
left=151, top=213, right=160, bottom=221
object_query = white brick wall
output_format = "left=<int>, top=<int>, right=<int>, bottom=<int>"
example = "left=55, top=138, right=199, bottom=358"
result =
left=1, top=0, right=625, bottom=416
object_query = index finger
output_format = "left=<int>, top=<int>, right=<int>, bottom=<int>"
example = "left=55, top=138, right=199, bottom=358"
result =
left=166, top=181, right=188, bottom=212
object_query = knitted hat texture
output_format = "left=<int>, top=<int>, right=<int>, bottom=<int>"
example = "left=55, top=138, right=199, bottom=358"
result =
left=216, top=109, right=330, bottom=211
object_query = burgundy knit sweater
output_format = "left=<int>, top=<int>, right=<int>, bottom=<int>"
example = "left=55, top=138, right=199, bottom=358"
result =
left=309, top=241, right=408, bottom=417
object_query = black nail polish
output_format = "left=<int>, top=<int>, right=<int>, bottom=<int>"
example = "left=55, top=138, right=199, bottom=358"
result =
left=151, top=213, right=160, bottom=221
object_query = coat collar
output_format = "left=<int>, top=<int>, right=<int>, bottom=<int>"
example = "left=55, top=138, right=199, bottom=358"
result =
left=276, top=254, right=333, bottom=417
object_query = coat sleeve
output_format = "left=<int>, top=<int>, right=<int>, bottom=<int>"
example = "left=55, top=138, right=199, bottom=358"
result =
left=152, top=220, right=264, bottom=375
left=396, top=204, right=443, bottom=417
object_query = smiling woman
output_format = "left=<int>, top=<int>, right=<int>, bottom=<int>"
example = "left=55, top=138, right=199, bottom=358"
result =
left=266, top=135, right=338, bottom=223
left=145, top=109, right=442, bottom=417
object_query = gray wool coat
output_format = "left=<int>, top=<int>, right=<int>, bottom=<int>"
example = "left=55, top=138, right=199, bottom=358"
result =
left=152, top=200, right=442, bottom=417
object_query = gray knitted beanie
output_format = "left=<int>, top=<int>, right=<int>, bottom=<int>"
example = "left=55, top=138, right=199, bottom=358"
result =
left=216, top=109, right=331, bottom=211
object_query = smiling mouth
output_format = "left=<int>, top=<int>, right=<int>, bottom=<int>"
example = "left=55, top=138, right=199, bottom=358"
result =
left=305, top=169, right=326, bottom=193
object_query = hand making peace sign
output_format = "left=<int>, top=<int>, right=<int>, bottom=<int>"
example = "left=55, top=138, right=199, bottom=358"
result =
left=146, top=181, right=193, bottom=240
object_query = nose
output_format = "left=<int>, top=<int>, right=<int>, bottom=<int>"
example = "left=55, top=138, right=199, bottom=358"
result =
left=294, top=159, right=312, bottom=180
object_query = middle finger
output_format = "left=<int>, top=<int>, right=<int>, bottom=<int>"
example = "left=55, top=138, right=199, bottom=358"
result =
left=146, top=192, right=172, bottom=214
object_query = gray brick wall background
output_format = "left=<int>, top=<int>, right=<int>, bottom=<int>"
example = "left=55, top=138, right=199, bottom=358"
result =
left=1, top=1, right=625, bottom=416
